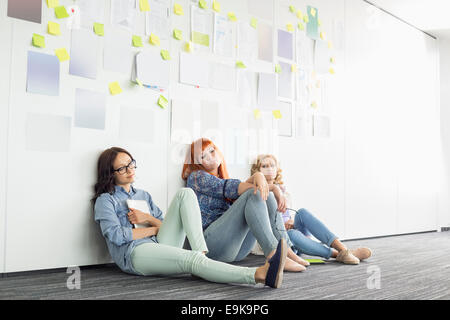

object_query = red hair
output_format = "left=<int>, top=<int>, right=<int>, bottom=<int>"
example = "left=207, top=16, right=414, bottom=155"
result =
left=181, top=138, right=230, bottom=180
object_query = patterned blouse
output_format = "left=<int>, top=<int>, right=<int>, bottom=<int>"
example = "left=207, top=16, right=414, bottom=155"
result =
left=186, top=170, right=241, bottom=230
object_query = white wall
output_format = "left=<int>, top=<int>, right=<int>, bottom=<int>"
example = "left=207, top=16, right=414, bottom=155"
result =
left=0, top=0, right=442, bottom=273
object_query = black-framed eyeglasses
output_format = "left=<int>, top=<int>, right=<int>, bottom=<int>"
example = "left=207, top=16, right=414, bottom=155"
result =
left=114, top=159, right=137, bottom=175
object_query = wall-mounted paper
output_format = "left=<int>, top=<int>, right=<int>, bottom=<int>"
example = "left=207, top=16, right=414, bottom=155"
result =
left=297, top=32, right=314, bottom=68
left=26, top=113, right=71, bottom=152
left=66, top=5, right=81, bottom=30
left=237, top=20, right=257, bottom=62
left=275, top=101, right=293, bottom=137
left=74, top=88, right=106, bottom=130
left=132, top=51, right=170, bottom=88
left=191, top=4, right=213, bottom=52
left=146, top=0, right=170, bottom=39
left=77, top=0, right=105, bottom=28
left=104, top=29, right=132, bottom=74
left=214, top=13, right=236, bottom=58
left=7, top=0, right=41, bottom=24
left=238, top=70, right=257, bottom=109
left=278, top=61, right=293, bottom=99
left=179, top=52, right=209, bottom=88
left=314, top=40, right=330, bottom=74
left=171, top=100, right=199, bottom=144
left=26, top=51, right=60, bottom=96
left=306, top=5, right=319, bottom=40
left=209, top=62, right=236, bottom=91
left=201, top=100, right=220, bottom=140
left=258, top=22, right=273, bottom=62
left=277, top=29, right=293, bottom=61
left=119, top=106, right=156, bottom=144
left=247, top=0, right=273, bottom=21
left=111, top=0, right=136, bottom=31
left=69, top=29, right=99, bottom=80
left=313, top=114, right=330, bottom=137
left=257, top=72, right=277, bottom=110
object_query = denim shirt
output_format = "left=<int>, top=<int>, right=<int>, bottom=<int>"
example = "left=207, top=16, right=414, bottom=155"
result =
left=186, top=170, right=241, bottom=230
left=94, top=185, right=164, bottom=275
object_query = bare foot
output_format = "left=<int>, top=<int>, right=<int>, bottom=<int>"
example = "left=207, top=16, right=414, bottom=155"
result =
left=287, top=248, right=310, bottom=266
left=284, top=257, right=306, bottom=272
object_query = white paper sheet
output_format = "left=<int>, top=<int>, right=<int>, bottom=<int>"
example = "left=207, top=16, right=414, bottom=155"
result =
left=104, top=29, right=132, bottom=74
left=213, top=13, right=236, bottom=58
left=111, top=0, right=136, bottom=31
left=277, top=29, right=294, bottom=60
left=191, top=4, right=213, bottom=53
left=278, top=61, right=293, bottom=99
left=27, top=51, right=60, bottom=96
left=315, top=39, right=330, bottom=74
left=275, top=101, right=293, bottom=137
left=238, top=70, right=257, bottom=109
left=74, top=88, right=106, bottom=130
left=133, top=51, right=170, bottom=88
left=313, top=114, right=330, bottom=137
left=209, top=62, right=236, bottom=91
left=179, top=52, right=209, bottom=88
left=69, top=29, right=99, bottom=80
left=247, top=0, right=273, bottom=21
left=297, top=32, right=314, bottom=68
left=237, top=20, right=258, bottom=62
left=26, top=113, right=71, bottom=152
left=119, top=106, right=155, bottom=144
left=66, top=5, right=81, bottom=30
left=146, top=0, right=170, bottom=39
left=76, top=0, right=105, bottom=29
left=201, top=100, right=220, bottom=141
left=258, top=22, right=273, bottom=62
left=257, top=72, right=277, bottom=110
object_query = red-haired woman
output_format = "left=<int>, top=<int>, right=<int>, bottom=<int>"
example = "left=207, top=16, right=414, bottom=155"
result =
left=182, top=138, right=309, bottom=272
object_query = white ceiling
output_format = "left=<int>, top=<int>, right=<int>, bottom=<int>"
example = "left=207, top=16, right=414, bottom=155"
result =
left=368, top=0, right=450, bottom=39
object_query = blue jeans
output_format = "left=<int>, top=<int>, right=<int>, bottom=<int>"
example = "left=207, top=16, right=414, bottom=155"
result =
left=203, top=189, right=293, bottom=262
left=287, top=208, right=338, bottom=259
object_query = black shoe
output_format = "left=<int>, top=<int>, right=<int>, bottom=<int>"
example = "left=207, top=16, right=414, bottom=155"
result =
left=265, top=239, right=287, bottom=288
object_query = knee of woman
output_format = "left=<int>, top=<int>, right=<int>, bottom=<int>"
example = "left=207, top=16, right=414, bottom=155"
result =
left=176, top=187, right=196, bottom=200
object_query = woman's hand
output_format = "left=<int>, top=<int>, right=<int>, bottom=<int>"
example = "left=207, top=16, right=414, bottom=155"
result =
left=284, top=219, right=294, bottom=230
left=269, top=184, right=287, bottom=212
left=127, top=208, right=151, bottom=225
left=253, top=172, right=269, bottom=201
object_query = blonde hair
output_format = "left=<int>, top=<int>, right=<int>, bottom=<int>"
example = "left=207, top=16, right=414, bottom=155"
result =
left=250, top=154, right=284, bottom=185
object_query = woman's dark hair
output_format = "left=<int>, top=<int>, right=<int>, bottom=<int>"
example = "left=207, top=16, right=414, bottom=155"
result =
left=91, top=147, right=134, bottom=208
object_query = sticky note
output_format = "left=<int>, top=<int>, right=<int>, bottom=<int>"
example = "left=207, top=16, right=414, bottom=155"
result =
left=149, top=33, right=160, bottom=46
left=328, top=41, right=333, bottom=49
left=157, top=95, right=168, bottom=109
left=94, top=23, right=104, bottom=36
left=250, top=17, right=258, bottom=28
left=48, top=21, right=61, bottom=35
left=192, top=31, right=209, bottom=46
left=310, top=7, right=316, bottom=17
left=173, top=29, right=182, bottom=40
left=329, top=67, right=335, bottom=74
left=160, top=49, right=171, bottom=60
left=135, top=78, right=143, bottom=87
left=54, top=6, right=69, bottom=19
left=272, top=110, right=282, bottom=119
left=109, top=82, right=122, bottom=95
left=236, top=61, right=246, bottom=68
left=311, top=101, right=318, bottom=108
left=318, top=18, right=322, bottom=26
left=228, top=12, right=237, bottom=22
left=275, top=63, right=281, bottom=73
left=132, top=35, right=143, bottom=47
left=320, top=31, right=325, bottom=40
left=303, top=14, right=309, bottom=23
left=139, top=0, right=150, bottom=12
left=296, top=10, right=303, bottom=19
left=298, top=22, right=305, bottom=31
left=291, top=64, right=297, bottom=72
left=213, top=0, right=221, bottom=12
left=47, top=0, right=59, bottom=9
left=199, top=0, right=207, bottom=9
left=289, top=5, right=296, bottom=13
left=32, top=33, right=45, bottom=48
left=184, top=41, right=193, bottom=52
left=286, top=23, right=294, bottom=32
left=304, top=259, right=325, bottom=264
left=253, top=109, right=261, bottom=119
left=54, top=48, right=69, bottom=62
left=174, top=3, right=184, bottom=15
left=330, top=57, right=335, bottom=63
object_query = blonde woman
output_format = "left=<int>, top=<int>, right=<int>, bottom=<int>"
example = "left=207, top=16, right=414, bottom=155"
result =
left=251, top=154, right=372, bottom=265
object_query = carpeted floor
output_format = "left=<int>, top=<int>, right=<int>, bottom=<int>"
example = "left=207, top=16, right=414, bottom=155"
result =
left=1, top=231, right=449, bottom=300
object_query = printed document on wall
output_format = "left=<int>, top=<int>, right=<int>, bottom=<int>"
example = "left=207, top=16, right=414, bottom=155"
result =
left=214, top=13, right=236, bottom=58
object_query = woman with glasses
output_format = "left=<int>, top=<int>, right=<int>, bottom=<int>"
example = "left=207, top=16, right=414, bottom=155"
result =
left=91, top=147, right=288, bottom=288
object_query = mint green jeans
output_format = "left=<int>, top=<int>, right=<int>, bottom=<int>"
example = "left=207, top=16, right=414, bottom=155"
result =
left=130, top=188, right=257, bottom=285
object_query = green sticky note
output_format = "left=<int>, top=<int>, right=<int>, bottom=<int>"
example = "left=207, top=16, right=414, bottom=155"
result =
left=55, top=48, right=70, bottom=62
left=132, top=35, right=143, bottom=47
left=54, top=6, right=69, bottom=19
left=32, top=33, right=45, bottom=48
left=157, top=95, right=168, bottom=109
left=160, top=49, right=171, bottom=60
left=173, top=29, right=182, bottom=40
left=272, top=110, right=282, bottom=119
left=298, top=21, right=305, bottom=31
left=109, top=82, right=122, bottom=95
left=304, top=259, right=325, bottom=264
left=47, top=0, right=59, bottom=9
left=192, top=31, right=209, bottom=46
left=275, top=63, right=281, bottom=73
left=94, top=23, right=104, bottom=36
left=250, top=17, right=257, bottom=29
left=199, top=0, right=207, bottom=9
left=289, top=5, right=296, bottom=13
left=236, top=61, right=246, bottom=68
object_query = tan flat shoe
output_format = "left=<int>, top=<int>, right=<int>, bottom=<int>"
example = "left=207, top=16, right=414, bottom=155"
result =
left=336, top=249, right=360, bottom=265
left=350, top=247, right=372, bottom=261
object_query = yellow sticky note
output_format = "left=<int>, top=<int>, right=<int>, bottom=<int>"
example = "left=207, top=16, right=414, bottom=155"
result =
left=157, top=95, right=168, bottom=109
left=289, top=5, right=296, bottom=13
left=311, top=101, right=318, bottom=108
left=149, top=33, right=160, bottom=46
left=136, top=78, right=143, bottom=87
left=32, top=33, right=45, bottom=48
left=174, top=3, right=184, bottom=15
left=54, top=48, right=69, bottom=62
left=328, top=41, right=333, bottom=49
left=160, top=49, right=171, bottom=60
left=253, top=109, right=261, bottom=119
left=48, top=21, right=61, bottom=35
left=272, top=110, right=282, bottom=119
left=184, top=41, right=193, bottom=52
left=192, top=31, right=209, bottom=46
left=47, top=0, right=59, bottom=9
left=286, top=23, right=294, bottom=32
left=132, top=35, right=143, bottom=47
left=291, top=64, right=297, bottom=72
left=94, top=23, right=104, bottom=36
left=250, top=17, right=258, bottom=28
left=330, top=57, right=335, bottom=64
left=320, top=31, right=325, bottom=40
left=236, top=61, right=246, bottom=68
left=109, top=82, right=122, bottom=95
left=303, top=14, right=309, bottom=23
left=54, top=6, right=69, bottom=19
left=296, top=9, right=303, bottom=19
left=199, top=0, right=207, bottom=9
left=213, top=0, right=221, bottom=12
left=275, top=63, right=281, bottom=73
left=173, top=29, right=182, bottom=40
left=228, top=12, right=237, bottom=22
left=318, top=18, right=322, bottom=26
left=139, top=0, right=150, bottom=12
left=298, top=22, right=305, bottom=31
left=329, top=67, right=335, bottom=74
left=310, top=7, right=316, bottom=17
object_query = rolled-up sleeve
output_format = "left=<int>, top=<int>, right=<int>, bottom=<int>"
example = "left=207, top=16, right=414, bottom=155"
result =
left=94, top=194, right=133, bottom=246
left=187, top=170, right=241, bottom=200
